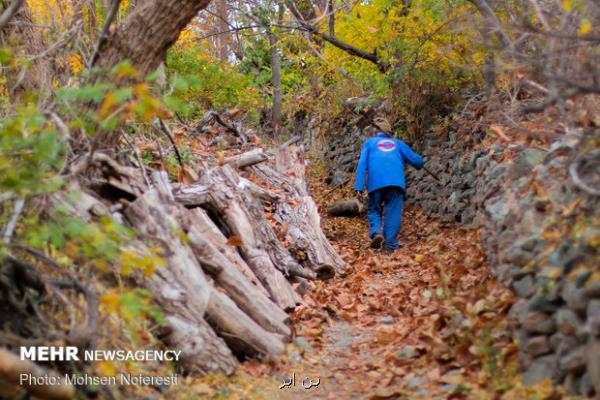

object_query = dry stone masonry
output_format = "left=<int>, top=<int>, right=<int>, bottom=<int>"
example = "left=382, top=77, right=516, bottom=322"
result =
left=325, top=125, right=600, bottom=397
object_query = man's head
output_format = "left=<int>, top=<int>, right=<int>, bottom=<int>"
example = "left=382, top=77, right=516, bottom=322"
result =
left=374, top=117, right=391, bottom=133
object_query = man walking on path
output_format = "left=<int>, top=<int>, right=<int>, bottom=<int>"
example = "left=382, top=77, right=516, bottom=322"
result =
left=354, top=117, right=424, bottom=252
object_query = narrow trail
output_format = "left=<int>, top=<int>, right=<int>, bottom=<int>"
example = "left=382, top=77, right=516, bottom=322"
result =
left=180, top=164, right=530, bottom=400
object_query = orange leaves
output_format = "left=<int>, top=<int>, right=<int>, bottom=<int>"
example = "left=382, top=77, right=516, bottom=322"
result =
left=225, top=235, right=244, bottom=247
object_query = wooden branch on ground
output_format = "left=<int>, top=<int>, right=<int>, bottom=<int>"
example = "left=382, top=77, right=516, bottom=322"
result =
left=224, top=148, right=268, bottom=168
left=196, top=166, right=302, bottom=310
left=327, top=199, right=365, bottom=217
left=186, top=208, right=292, bottom=337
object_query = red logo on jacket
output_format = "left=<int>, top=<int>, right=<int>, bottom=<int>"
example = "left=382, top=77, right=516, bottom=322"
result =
left=377, top=139, right=396, bottom=152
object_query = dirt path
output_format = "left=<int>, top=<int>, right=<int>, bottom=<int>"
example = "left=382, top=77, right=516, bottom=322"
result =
left=271, top=205, right=518, bottom=399
left=173, top=169, right=544, bottom=400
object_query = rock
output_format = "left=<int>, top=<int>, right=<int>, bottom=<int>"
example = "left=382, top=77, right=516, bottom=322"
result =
left=562, top=283, right=588, bottom=314
left=575, top=270, right=593, bottom=288
left=587, top=299, right=600, bottom=320
left=521, top=311, right=556, bottom=334
left=559, top=346, right=586, bottom=373
left=381, top=316, right=394, bottom=325
left=485, top=196, right=512, bottom=225
left=397, top=346, right=421, bottom=360
left=509, top=265, right=533, bottom=281
left=293, top=337, right=313, bottom=353
left=523, top=336, right=551, bottom=356
left=549, top=332, right=561, bottom=351
left=519, top=236, right=539, bottom=252
left=556, top=335, right=579, bottom=356
left=523, top=355, right=559, bottom=386
left=528, top=295, right=561, bottom=313
left=584, top=281, right=600, bottom=298
left=506, top=247, right=534, bottom=267
left=330, top=170, right=347, bottom=187
left=509, top=298, right=528, bottom=320
left=508, top=148, right=547, bottom=180
left=557, top=309, right=582, bottom=336
left=512, top=275, right=536, bottom=298
left=586, top=339, right=600, bottom=397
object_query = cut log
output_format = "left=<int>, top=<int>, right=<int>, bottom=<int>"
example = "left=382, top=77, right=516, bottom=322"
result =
left=327, top=199, right=365, bottom=217
left=205, top=290, right=286, bottom=360
left=124, top=189, right=238, bottom=374
left=250, top=145, right=346, bottom=278
left=126, top=185, right=287, bottom=363
left=224, top=148, right=268, bottom=168
left=196, top=166, right=301, bottom=311
left=186, top=209, right=292, bottom=338
left=164, top=315, right=238, bottom=375
left=188, top=208, right=267, bottom=295
left=0, top=349, right=75, bottom=400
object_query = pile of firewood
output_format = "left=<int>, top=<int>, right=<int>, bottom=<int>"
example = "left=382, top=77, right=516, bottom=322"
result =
left=52, top=129, right=345, bottom=376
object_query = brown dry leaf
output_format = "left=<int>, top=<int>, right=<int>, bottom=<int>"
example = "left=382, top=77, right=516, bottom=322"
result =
left=489, top=124, right=510, bottom=141
left=226, top=235, right=244, bottom=246
left=217, top=151, right=225, bottom=165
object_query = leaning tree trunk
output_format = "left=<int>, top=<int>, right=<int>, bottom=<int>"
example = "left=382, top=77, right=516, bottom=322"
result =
left=96, top=0, right=211, bottom=76
left=93, top=0, right=212, bottom=147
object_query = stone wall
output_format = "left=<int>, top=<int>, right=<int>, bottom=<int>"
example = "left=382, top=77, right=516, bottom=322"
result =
left=325, top=127, right=600, bottom=396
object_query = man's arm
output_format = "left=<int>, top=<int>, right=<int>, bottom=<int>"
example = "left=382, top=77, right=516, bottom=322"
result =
left=354, top=141, right=369, bottom=192
left=399, top=141, right=424, bottom=169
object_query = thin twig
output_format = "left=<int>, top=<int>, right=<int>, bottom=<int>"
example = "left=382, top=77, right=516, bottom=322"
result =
left=122, top=131, right=151, bottom=189
left=156, top=118, right=184, bottom=168
left=89, top=0, right=122, bottom=67
left=2, top=197, right=25, bottom=243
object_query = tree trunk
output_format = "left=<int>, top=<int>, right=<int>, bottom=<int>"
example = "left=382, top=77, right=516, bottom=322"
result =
left=268, top=5, right=283, bottom=137
left=328, top=0, right=334, bottom=36
left=215, top=0, right=229, bottom=61
left=0, top=349, right=75, bottom=400
left=195, top=166, right=302, bottom=310
left=96, top=0, right=211, bottom=76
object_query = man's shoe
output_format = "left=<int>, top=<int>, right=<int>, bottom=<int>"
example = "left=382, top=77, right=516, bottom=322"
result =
left=382, top=244, right=402, bottom=254
left=370, top=233, right=384, bottom=249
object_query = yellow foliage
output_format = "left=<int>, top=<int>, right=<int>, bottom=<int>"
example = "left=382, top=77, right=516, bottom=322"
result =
left=66, top=54, right=84, bottom=75
left=579, top=19, right=592, bottom=35
left=97, top=361, right=118, bottom=377
left=561, top=0, right=573, bottom=11
left=100, top=291, right=121, bottom=314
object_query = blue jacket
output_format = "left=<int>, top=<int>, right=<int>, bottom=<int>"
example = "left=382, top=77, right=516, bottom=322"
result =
left=354, top=133, right=424, bottom=193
